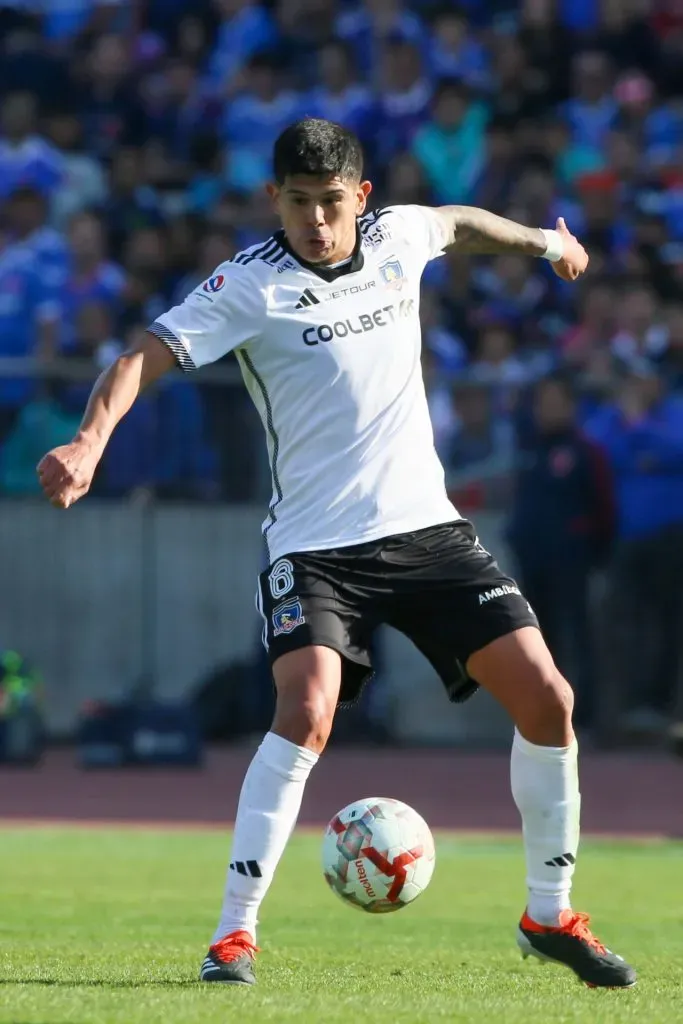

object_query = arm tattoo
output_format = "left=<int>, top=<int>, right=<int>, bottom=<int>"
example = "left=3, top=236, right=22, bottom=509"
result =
left=436, top=206, right=547, bottom=257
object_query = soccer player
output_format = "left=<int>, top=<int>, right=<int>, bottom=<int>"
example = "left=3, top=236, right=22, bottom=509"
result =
left=37, top=119, right=636, bottom=990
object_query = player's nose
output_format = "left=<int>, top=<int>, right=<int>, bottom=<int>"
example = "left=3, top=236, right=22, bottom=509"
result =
left=307, top=204, right=326, bottom=228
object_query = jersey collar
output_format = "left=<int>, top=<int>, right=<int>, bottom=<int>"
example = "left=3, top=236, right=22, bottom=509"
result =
left=276, top=224, right=364, bottom=281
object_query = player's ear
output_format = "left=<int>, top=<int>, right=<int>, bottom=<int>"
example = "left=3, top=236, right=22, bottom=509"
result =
left=266, top=182, right=280, bottom=211
left=356, top=179, right=372, bottom=214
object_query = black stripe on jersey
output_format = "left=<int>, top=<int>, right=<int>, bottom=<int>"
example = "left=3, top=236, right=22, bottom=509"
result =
left=234, top=237, right=283, bottom=266
left=233, top=238, right=277, bottom=265
left=264, top=246, right=288, bottom=268
left=148, top=321, right=196, bottom=372
left=239, top=350, right=282, bottom=559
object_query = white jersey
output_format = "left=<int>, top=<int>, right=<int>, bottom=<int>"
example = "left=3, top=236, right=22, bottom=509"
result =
left=149, top=204, right=461, bottom=562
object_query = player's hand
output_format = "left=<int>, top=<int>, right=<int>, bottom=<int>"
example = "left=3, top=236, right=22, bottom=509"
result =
left=550, top=218, right=589, bottom=282
left=36, top=439, right=100, bottom=509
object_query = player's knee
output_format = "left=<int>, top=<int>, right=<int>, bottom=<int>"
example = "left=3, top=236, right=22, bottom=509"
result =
left=516, top=669, right=574, bottom=747
left=272, top=692, right=336, bottom=754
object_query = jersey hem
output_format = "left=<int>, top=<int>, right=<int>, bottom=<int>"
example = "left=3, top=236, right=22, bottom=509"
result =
left=265, top=510, right=464, bottom=564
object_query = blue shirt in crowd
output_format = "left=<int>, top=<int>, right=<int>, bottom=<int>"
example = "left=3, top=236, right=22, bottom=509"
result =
left=0, top=245, right=59, bottom=405
left=0, top=138, right=64, bottom=200
left=586, top=399, right=683, bottom=539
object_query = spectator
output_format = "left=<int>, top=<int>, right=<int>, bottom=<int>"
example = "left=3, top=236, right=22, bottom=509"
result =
left=412, top=78, right=488, bottom=205
left=173, top=227, right=236, bottom=304
left=448, top=382, right=513, bottom=476
left=473, top=253, right=551, bottom=343
left=164, top=214, right=205, bottom=297
left=222, top=51, right=303, bottom=192
left=375, top=39, right=431, bottom=160
left=68, top=298, right=121, bottom=368
left=380, top=152, right=432, bottom=208
left=507, top=374, right=615, bottom=728
left=613, top=71, right=682, bottom=170
left=0, top=376, right=82, bottom=495
left=422, top=346, right=456, bottom=465
left=586, top=367, right=683, bottom=738
left=0, top=231, right=60, bottom=430
left=489, top=34, right=544, bottom=121
left=4, top=186, right=69, bottom=287
left=275, top=0, right=338, bottom=81
left=62, top=210, right=125, bottom=345
left=421, top=287, right=467, bottom=378
left=139, top=58, right=212, bottom=160
left=470, top=321, right=530, bottom=388
left=308, top=42, right=375, bottom=148
left=507, top=160, right=562, bottom=231
left=560, top=279, right=618, bottom=368
left=562, top=50, right=618, bottom=149
left=657, top=302, right=683, bottom=392
left=629, top=213, right=680, bottom=302
left=609, top=282, right=668, bottom=369
left=184, top=133, right=225, bottom=215
left=0, top=22, right=71, bottom=101
left=46, top=109, right=107, bottom=228
left=29, top=0, right=129, bottom=45
left=204, top=0, right=278, bottom=95
left=474, top=115, right=519, bottom=213
left=0, top=90, right=64, bottom=200
left=427, top=6, right=490, bottom=90
left=336, top=0, right=425, bottom=80
left=101, top=145, right=163, bottom=260
left=76, top=33, right=146, bottom=159
left=543, top=115, right=605, bottom=190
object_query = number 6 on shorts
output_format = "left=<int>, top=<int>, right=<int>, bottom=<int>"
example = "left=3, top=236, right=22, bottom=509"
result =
left=268, top=558, right=295, bottom=599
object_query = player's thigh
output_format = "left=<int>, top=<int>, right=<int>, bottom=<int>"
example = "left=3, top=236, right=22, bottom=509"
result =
left=257, top=554, right=375, bottom=742
left=466, top=627, right=574, bottom=745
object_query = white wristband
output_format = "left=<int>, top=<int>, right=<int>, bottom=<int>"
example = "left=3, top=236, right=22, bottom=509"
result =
left=540, top=228, right=564, bottom=262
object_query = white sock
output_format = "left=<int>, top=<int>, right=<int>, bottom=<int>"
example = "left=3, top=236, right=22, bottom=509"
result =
left=212, top=732, right=318, bottom=944
left=510, top=728, right=580, bottom=927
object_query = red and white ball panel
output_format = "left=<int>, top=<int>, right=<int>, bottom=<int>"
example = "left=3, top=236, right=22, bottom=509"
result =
left=321, top=797, right=436, bottom=913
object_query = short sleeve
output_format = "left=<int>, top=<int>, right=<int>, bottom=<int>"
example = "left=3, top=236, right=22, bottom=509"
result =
left=148, top=261, right=264, bottom=371
left=387, top=205, right=451, bottom=265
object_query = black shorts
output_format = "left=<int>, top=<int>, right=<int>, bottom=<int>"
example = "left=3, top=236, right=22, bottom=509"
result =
left=257, top=521, right=538, bottom=707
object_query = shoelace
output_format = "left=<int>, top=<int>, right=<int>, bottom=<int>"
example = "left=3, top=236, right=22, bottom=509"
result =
left=210, top=930, right=260, bottom=964
left=565, top=912, right=607, bottom=955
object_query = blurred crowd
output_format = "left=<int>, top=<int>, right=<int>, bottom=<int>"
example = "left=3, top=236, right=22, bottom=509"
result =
left=0, top=0, right=682, bottom=741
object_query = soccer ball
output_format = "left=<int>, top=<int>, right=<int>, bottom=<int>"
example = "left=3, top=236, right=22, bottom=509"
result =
left=322, top=797, right=435, bottom=913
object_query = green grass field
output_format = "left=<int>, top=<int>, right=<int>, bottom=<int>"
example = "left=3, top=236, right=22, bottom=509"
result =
left=1, top=827, right=681, bottom=1024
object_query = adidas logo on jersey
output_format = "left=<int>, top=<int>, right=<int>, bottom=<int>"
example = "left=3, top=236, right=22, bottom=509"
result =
left=295, top=289, right=320, bottom=309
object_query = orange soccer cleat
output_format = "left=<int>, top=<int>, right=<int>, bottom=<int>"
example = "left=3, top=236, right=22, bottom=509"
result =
left=517, top=909, right=637, bottom=988
left=199, top=929, right=260, bottom=986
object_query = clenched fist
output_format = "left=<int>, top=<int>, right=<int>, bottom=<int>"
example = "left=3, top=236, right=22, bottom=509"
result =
left=550, top=217, right=589, bottom=282
left=37, top=439, right=100, bottom=509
